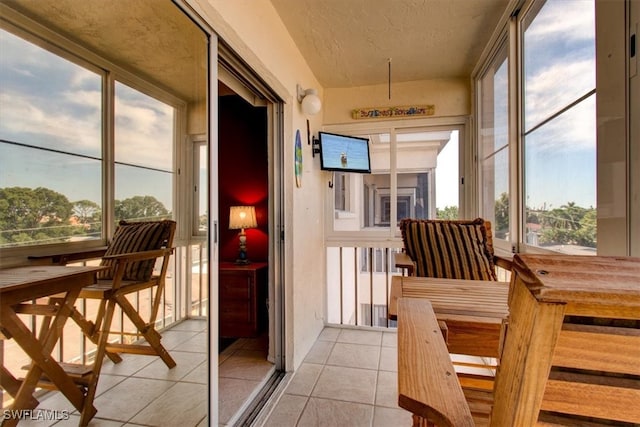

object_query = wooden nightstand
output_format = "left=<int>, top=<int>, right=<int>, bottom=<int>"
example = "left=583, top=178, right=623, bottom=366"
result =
left=219, top=262, right=268, bottom=338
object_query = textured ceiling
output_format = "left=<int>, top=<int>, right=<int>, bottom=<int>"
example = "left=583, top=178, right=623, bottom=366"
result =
left=2, top=0, right=207, bottom=103
left=271, top=0, right=509, bottom=87
left=3, top=0, right=509, bottom=100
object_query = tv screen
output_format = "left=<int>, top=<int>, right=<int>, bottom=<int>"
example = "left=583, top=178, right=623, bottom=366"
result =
left=319, top=132, right=371, bottom=173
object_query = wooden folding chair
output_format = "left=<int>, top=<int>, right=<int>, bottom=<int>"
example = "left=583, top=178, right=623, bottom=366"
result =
left=67, top=219, right=177, bottom=425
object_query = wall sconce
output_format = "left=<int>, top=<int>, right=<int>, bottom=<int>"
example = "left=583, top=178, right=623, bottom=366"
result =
left=297, top=84, right=322, bottom=115
left=229, top=206, right=258, bottom=264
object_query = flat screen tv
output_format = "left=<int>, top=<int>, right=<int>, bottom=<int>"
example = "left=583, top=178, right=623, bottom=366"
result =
left=319, top=132, right=371, bottom=173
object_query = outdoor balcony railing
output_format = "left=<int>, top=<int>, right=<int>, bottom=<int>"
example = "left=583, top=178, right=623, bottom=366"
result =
left=326, top=245, right=511, bottom=329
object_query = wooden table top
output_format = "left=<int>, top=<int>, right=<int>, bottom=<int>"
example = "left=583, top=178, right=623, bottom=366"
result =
left=389, top=275, right=510, bottom=322
left=0, top=266, right=105, bottom=303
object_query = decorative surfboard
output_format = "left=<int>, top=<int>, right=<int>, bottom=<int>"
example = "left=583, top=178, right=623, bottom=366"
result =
left=295, top=129, right=302, bottom=188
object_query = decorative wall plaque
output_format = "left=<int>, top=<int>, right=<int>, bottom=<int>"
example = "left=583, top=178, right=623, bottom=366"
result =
left=352, top=105, right=435, bottom=120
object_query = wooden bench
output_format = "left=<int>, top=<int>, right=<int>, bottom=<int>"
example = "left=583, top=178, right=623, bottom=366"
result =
left=397, top=254, right=640, bottom=426
left=389, top=276, right=509, bottom=358
left=398, top=298, right=475, bottom=427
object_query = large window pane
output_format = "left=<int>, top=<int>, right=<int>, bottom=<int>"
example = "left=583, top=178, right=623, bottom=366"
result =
left=524, top=96, right=596, bottom=250
left=331, top=128, right=459, bottom=233
left=114, top=82, right=174, bottom=222
left=523, top=0, right=596, bottom=131
left=522, top=0, right=596, bottom=253
left=479, top=42, right=509, bottom=240
left=435, top=131, right=459, bottom=219
left=0, top=28, right=102, bottom=248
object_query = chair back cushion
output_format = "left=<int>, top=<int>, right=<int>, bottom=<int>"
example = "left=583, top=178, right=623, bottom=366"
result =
left=98, top=220, right=176, bottom=281
left=400, top=218, right=497, bottom=281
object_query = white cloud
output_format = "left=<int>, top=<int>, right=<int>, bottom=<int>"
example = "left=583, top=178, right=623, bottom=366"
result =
left=525, top=0, right=594, bottom=44
left=525, top=58, right=594, bottom=130
left=0, top=91, right=101, bottom=153
left=114, top=97, right=174, bottom=170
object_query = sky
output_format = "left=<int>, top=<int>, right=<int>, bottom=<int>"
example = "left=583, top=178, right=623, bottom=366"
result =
left=483, top=0, right=596, bottom=210
left=0, top=29, right=174, bottom=210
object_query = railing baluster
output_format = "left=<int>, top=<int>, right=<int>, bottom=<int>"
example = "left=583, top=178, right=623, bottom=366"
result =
left=354, top=247, right=358, bottom=326
left=385, top=247, right=390, bottom=328
left=339, top=247, right=343, bottom=325
left=369, top=247, right=374, bottom=327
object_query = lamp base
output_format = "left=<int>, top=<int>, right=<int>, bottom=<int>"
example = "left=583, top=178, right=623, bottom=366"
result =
left=235, top=258, right=251, bottom=265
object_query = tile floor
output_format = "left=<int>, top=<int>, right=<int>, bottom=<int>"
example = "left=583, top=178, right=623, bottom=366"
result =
left=255, top=327, right=413, bottom=427
left=14, top=323, right=413, bottom=426
left=12, top=319, right=274, bottom=427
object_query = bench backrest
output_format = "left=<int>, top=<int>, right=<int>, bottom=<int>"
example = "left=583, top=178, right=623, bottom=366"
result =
left=399, top=218, right=497, bottom=281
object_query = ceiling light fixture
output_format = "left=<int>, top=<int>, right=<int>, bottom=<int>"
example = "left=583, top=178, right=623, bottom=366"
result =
left=297, top=84, right=322, bottom=115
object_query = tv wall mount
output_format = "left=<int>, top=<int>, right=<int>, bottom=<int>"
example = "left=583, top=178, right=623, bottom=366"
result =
left=307, top=119, right=321, bottom=158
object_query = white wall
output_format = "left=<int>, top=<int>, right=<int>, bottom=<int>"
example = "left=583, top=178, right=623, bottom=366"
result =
left=323, top=78, right=471, bottom=124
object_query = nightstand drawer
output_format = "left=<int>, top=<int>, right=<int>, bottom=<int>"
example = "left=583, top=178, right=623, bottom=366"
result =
left=220, top=301, right=252, bottom=323
left=219, top=262, right=268, bottom=338
left=220, top=278, right=251, bottom=300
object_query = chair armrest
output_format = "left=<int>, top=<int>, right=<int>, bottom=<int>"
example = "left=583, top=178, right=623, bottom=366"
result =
left=494, top=254, right=513, bottom=271
left=394, top=251, right=416, bottom=276
left=102, top=248, right=174, bottom=263
left=398, top=298, right=474, bottom=426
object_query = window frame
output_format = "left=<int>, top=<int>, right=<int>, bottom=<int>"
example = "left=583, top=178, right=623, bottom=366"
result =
left=474, top=0, right=598, bottom=256
left=323, top=117, right=469, bottom=247
left=0, top=8, right=188, bottom=260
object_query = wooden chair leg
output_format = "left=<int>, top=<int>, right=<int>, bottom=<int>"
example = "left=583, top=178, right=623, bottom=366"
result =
left=79, top=299, right=117, bottom=427
left=0, top=365, right=39, bottom=408
left=69, top=303, right=122, bottom=364
left=113, top=294, right=176, bottom=369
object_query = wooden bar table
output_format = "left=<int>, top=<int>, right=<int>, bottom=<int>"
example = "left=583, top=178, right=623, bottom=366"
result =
left=389, top=275, right=509, bottom=358
left=0, top=265, right=105, bottom=426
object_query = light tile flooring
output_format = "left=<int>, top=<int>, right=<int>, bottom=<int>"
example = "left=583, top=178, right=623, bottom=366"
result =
left=16, top=323, right=412, bottom=427
left=13, top=319, right=273, bottom=427
left=15, top=319, right=209, bottom=427
left=255, top=327, right=413, bottom=427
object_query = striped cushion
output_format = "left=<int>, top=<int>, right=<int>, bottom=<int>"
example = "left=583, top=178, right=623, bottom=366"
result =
left=400, top=218, right=497, bottom=281
left=98, top=220, right=175, bottom=281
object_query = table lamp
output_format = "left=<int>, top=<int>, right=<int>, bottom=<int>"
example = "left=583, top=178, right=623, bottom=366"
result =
left=229, top=205, right=257, bottom=264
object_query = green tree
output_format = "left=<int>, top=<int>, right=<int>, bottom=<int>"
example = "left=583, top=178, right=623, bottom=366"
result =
left=74, top=200, right=100, bottom=224
left=114, top=196, right=170, bottom=222
left=73, top=199, right=102, bottom=236
left=494, top=192, right=509, bottom=238
left=0, top=186, right=73, bottom=245
left=436, top=205, right=458, bottom=220
left=575, top=209, right=597, bottom=248
left=537, top=202, right=595, bottom=247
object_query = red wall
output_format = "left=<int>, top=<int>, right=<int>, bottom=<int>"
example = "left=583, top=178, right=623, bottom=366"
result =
left=218, top=96, right=269, bottom=262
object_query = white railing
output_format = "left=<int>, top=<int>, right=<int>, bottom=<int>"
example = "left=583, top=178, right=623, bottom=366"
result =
left=326, top=245, right=511, bottom=329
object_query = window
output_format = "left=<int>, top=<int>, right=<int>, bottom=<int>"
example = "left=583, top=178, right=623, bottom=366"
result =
left=114, top=82, right=174, bottom=223
left=476, top=0, right=596, bottom=255
left=360, top=247, right=403, bottom=274
left=522, top=0, right=596, bottom=253
left=0, top=28, right=103, bottom=247
left=478, top=40, right=510, bottom=241
left=329, top=126, right=461, bottom=236
left=0, top=24, right=180, bottom=250
left=193, top=139, right=208, bottom=235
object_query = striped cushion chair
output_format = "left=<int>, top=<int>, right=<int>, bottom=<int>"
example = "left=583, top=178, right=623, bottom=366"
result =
left=68, top=220, right=177, bottom=423
left=398, top=218, right=505, bottom=280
